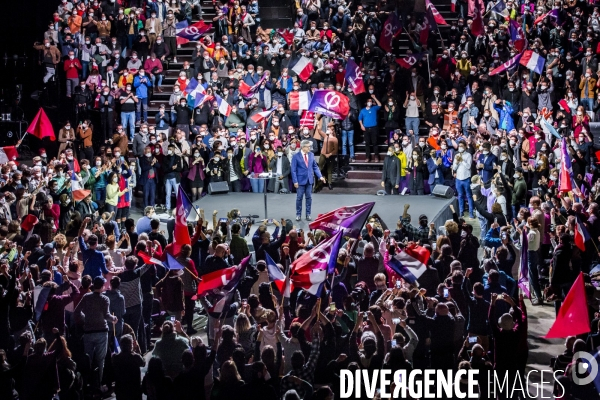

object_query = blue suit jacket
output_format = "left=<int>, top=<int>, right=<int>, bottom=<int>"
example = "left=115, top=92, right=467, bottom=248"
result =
left=477, top=153, right=498, bottom=184
left=291, top=151, right=321, bottom=186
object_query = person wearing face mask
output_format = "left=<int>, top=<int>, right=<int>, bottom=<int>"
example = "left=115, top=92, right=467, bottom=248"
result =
left=458, top=96, right=479, bottom=136
left=58, top=121, right=76, bottom=156
left=105, top=171, right=129, bottom=214
left=161, top=144, right=183, bottom=210
left=359, top=93, right=382, bottom=162
left=133, top=68, right=152, bottom=124
left=119, top=83, right=138, bottom=140
left=407, top=149, right=427, bottom=195
left=99, top=86, right=115, bottom=142
left=77, top=119, right=94, bottom=162
left=452, top=141, right=474, bottom=218
left=476, top=142, right=498, bottom=184
left=267, top=145, right=291, bottom=193
left=246, top=146, right=268, bottom=193
left=535, top=76, right=554, bottom=112
left=316, top=123, right=339, bottom=191
left=223, top=147, right=244, bottom=193
left=579, top=67, right=597, bottom=112
left=381, top=145, right=401, bottom=194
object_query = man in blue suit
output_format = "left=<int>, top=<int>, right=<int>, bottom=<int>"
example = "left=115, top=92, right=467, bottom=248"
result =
left=291, top=140, right=326, bottom=221
left=476, top=142, right=498, bottom=184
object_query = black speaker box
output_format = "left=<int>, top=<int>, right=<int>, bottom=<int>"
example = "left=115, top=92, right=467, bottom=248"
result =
left=432, top=184, right=454, bottom=199
left=208, top=181, right=229, bottom=194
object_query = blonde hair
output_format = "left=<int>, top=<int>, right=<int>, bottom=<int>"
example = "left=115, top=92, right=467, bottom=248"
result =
left=53, top=233, right=67, bottom=249
left=220, top=360, right=242, bottom=383
left=235, top=313, right=251, bottom=335
left=444, top=220, right=459, bottom=235
left=471, top=175, right=481, bottom=184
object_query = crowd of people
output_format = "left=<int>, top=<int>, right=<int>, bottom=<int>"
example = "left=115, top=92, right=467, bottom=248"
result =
left=12, top=0, right=600, bottom=398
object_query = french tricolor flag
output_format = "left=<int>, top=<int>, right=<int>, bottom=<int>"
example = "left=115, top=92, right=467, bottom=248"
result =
left=574, top=218, right=591, bottom=252
left=520, top=50, right=545, bottom=74
left=291, top=268, right=327, bottom=296
left=251, top=107, right=277, bottom=124
left=387, top=244, right=430, bottom=284
left=214, top=94, right=232, bottom=117
left=289, top=91, right=312, bottom=111
left=291, top=56, right=314, bottom=82
left=265, top=253, right=292, bottom=297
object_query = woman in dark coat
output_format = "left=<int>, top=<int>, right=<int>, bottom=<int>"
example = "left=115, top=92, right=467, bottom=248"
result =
left=408, top=149, right=427, bottom=195
left=473, top=202, right=508, bottom=228
left=457, top=224, right=482, bottom=284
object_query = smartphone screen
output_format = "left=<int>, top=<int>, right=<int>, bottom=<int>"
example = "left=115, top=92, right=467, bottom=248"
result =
left=169, top=316, right=175, bottom=322
left=395, top=280, right=401, bottom=289
left=468, top=336, right=478, bottom=344
left=443, top=288, right=449, bottom=298
left=391, top=340, right=397, bottom=347
left=330, top=303, right=336, bottom=312
left=268, top=218, right=273, bottom=224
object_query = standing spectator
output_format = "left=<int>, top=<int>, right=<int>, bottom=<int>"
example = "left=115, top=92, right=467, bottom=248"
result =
left=63, top=50, right=82, bottom=97
left=73, top=276, right=117, bottom=392
left=133, top=68, right=152, bottom=124
left=99, top=85, right=115, bottom=142
left=120, top=84, right=138, bottom=140
left=358, top=93, right=381, bottom=163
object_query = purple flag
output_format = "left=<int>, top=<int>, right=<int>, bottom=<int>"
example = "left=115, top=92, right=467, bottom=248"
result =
left=308, top=90, right=350, bottom=120
left=344, top=59, right=366, bottom=95
left=309, top=202, right=375, bottom=239
left=518, top=228, right=530, bottom=298
left=489, top=52, right=522, bottom=76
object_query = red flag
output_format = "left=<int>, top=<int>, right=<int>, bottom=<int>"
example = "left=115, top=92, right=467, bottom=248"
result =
left=396, top=53, right=424, bottom=69
left=468, top=0, right=485, bottom=17
left=196, top=255, right=251, bottom=296
left=419, top=13, right=430, bottom=44
left=277, top=29, right=294, bottom=46
left=558, top=99, right=570, bottom=113
left=299, top=110, right=315, bottom=128
left=545, top=273, right=591, bottom=338
left=471, top=5, right=484, bottom=36
left=426, top=0, right=447, bottom=25
left=173, top=187, right=193, bottom=255
left=26, top=108, right=56, bottom=141
left=137, top=251, right=165, bottom=267
left=239, top=81, right=252, bottom=97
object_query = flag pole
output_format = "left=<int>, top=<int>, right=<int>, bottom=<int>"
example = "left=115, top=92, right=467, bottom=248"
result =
left=426, top=54, right=431, bottom=86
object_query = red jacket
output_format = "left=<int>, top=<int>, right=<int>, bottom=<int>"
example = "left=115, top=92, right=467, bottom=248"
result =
left=64, top=58, right=82, bottom=79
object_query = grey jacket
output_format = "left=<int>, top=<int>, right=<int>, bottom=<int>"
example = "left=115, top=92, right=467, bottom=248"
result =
left=132, top=133, right=149, bottom=157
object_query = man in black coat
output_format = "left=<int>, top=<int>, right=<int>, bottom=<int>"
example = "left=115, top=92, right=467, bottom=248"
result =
left=381, top=145, right=400, bottom=194
left=139, top=146, right=161, bottom=208
left=161, top=143, right=183, bottom=211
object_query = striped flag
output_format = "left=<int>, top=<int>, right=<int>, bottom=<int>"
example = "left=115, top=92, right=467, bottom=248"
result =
left=265, top=253, right=292, bottom=296
left=292, top=230, right=344, bottom=275
left=520, top=50, right=546, bottom=74
left=137, top=251, right=165, bottom=268
left=291, top=56, right=314, bottom=82
left=196, top=255, right=251, bottom=297
left=71, top=171, right=81, bottom=191
left=559, top=137, right=573, bottom=192
left=213, top=94, right=232, bottom=117
left=291, top=268, right=327, bottom=296
left=251, top=107, right=277, bottom=124
left=239, top=75, right=267, bottom=99
left=112, top=336, right=121, bottom=355
left=299, top=110, right=315, bottom=128
left=461, top=84, right=472, bottom=104
left=387, top=243, right=430, bottom=284
left=176, top=20, right=212, bottom=44
left=289, top=91, right=312, bottom=111
left=518, top=228, right=530, bottom=298
left=574, top=218, right=591, bottom=252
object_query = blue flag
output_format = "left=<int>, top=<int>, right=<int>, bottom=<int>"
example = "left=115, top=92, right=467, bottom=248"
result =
left=166, top=253, right=185, bottom=270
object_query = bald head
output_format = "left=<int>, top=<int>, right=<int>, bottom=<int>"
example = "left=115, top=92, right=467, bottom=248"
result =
left=215, top=244, right=228, bottom=257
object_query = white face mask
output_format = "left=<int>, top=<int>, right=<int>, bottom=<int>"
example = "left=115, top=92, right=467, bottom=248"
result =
left=412, top=154, right=419, bottom=159
left=167, top=150, right=173, bottom=155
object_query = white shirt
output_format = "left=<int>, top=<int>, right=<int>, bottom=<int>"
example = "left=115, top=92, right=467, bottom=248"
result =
left=276, top=156, right=283, bottom=176
left=452, top=150, right=472, bottom=180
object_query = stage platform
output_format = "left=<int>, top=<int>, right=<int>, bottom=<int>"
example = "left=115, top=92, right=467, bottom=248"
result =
left=189, top=193, right=457, bottom=232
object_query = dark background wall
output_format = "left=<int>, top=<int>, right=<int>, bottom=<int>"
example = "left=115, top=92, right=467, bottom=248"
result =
left=0, top=0, right=59, bottom=118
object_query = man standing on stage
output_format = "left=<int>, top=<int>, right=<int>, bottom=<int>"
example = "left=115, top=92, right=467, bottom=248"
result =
left=291, top=140, right=327, bottom=221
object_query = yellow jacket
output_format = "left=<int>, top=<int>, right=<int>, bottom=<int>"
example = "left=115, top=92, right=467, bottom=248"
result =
left=396, top=151, right=407, bottom=177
